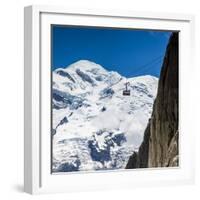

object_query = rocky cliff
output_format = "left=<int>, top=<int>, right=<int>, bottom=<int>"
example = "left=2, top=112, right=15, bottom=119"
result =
left=126, top=32, right=179, bottom=168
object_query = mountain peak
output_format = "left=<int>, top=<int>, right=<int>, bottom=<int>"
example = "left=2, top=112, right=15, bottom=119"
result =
left=66, top=60, right=107, bottom=73
left=70, top=59, right=96, bottom=65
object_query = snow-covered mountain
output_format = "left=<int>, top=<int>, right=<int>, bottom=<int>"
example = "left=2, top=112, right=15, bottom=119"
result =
left=52, top=60, right=158, bottom=172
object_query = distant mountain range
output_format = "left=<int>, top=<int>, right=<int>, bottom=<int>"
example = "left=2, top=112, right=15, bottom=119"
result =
left=52, top=60, right=158, bottom=172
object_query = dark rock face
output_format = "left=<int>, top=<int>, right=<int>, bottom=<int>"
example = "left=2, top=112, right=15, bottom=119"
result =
left=100, top=87, right=115, bottom=99
left=56, top=70, right=76, bottom=83
left=126, top=32, right=179, bottom=169
left=52, top=89, right=84, bottom=110
left=76, top=68, right=95, bottom=85
left=55, top=159, right=81, bottom=172
left=88, top=131, right=126, bottom=164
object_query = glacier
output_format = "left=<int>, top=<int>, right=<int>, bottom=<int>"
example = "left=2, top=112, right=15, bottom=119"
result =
left=52, top=60, right=158, bottom=173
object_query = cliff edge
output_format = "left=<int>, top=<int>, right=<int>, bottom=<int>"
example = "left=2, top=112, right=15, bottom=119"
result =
left=126, top=32, right=179, bottom=168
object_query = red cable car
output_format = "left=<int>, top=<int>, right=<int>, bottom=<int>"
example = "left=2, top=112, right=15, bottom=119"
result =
left=123, top=82, right=130, bottom=96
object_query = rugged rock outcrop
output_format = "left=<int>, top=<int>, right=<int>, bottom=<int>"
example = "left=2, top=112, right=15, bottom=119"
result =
left=126, top=32, right=179, bottom=168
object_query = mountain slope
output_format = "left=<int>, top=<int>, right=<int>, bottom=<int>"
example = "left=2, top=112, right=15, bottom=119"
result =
left=126, top=32, right=179, bottom=169
left=52, top=60, right=158, bottom=172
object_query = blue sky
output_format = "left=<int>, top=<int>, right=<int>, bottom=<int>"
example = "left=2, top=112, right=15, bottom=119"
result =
left=52, top=26, right=171, bottom=77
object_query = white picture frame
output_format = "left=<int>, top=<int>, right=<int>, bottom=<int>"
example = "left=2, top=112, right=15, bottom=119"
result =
left=24, top=5, right=195, bottom=194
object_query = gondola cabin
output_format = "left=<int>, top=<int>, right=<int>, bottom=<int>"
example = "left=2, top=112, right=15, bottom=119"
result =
left=123, top=90, right=130, bottom=96
left=123, top=82, right=131, bottom=96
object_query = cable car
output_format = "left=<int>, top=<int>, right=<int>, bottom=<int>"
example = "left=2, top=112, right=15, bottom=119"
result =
left=123, top=82, right=130, bottom=96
